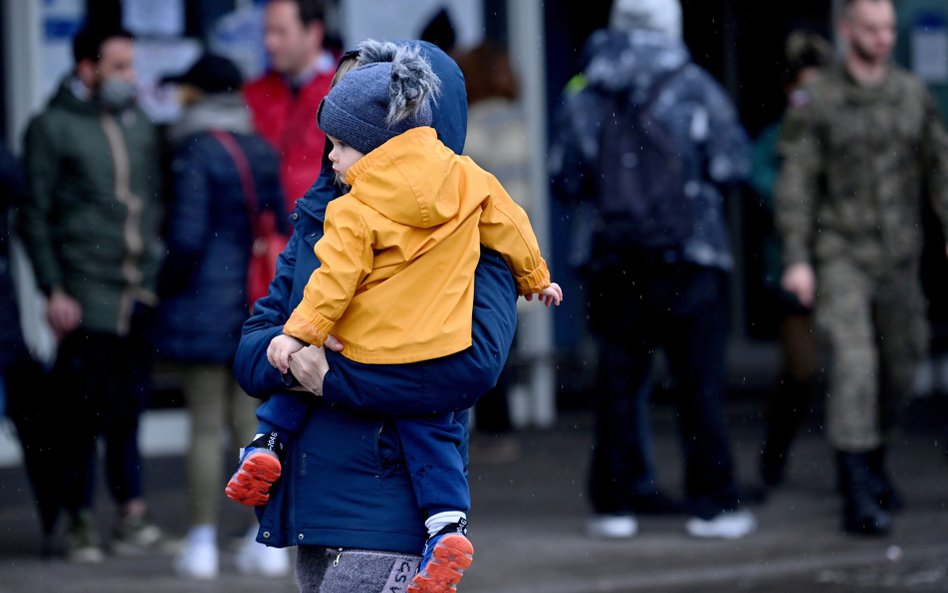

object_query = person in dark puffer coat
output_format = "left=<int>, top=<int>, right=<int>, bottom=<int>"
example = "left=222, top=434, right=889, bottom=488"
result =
left=155, top=53, right=288, bottom=579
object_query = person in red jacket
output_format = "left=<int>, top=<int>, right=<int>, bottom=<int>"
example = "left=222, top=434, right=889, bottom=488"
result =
left=244, top=0, right=336, bottom=212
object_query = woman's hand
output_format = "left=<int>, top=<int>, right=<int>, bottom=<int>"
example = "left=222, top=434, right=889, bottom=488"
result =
left=288, top=345, right=332, bottom=396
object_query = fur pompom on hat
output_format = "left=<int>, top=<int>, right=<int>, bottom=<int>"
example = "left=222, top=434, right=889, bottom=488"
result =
left=318, top=40, right=441, bottom=155
left=610, top=0, right=683, bottom=40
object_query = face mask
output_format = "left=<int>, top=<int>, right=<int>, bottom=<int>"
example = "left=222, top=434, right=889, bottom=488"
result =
left=98, top=76, right=137, bottom=110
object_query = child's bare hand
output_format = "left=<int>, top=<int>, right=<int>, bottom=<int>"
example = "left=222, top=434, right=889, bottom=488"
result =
left=324, top=334, right=345, bottom=352
left=267, top=334, right=306, bottom=374
left=525, top=282, right=563, bottom=307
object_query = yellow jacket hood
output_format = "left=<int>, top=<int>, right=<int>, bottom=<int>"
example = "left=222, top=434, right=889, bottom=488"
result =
left=346, top=127, right=460, bottom=229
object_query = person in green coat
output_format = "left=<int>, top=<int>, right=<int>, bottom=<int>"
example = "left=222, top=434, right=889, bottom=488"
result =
left=19, top=24, right=166, bottom=562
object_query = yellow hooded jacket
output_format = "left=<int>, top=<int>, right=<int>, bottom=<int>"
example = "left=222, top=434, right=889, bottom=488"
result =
left=282, top=126, right=550, bottom=364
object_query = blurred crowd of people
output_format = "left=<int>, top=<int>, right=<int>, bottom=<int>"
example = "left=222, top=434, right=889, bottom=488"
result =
left=0, top=0, right=946, bottom=586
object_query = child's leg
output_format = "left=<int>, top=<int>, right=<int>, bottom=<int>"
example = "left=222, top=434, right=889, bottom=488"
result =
left=226, top=392, right=310, bottom=506
left=394, top=415, right=474, bottom=593
left=255, top=391, right=313, bottom=435
left=394, top=414, right=470, bottom=519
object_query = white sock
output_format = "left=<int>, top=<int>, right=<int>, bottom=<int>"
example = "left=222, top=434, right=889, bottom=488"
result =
left=188, top=524, right=217, bottom=545
left=425, top=511, right=467, bottom=538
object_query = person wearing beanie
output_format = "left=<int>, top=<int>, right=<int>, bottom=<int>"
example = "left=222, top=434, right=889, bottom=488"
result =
left=550, top=0, right=755, bottom=539
left=226, top=40, right=562, bottom=593
left=157, top=53, right=290, bottom=579
left=610, top=0, right=682, bottom=39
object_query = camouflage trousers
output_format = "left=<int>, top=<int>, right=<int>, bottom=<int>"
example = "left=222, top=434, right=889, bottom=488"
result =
left=815, top=258, right=928, bottom=452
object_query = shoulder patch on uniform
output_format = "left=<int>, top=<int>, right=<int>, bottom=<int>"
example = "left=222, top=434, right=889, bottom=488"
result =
left=789, top=89, right=809, bottom=108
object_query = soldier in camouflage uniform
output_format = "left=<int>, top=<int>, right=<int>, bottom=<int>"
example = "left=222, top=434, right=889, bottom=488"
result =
left=776, top=0, right=948, bottom=536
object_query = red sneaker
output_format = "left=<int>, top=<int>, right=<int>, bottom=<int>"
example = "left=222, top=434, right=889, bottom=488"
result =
left=407, top=526, right=473, bottom=593
left=225, top=433, right=283, bottom=506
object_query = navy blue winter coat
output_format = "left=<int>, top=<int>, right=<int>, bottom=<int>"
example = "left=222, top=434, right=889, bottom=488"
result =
left=233, top=41, right=517, bottom=553
left=156, top=101, right=285, bottom=364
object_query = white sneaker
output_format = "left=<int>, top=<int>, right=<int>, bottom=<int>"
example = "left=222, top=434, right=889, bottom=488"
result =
left=586, top=514, right=638, bottom=538
left=236, top=528, right=290, bottom=577
left=685, top=509, right=756, bottom=539
left=174, top=538, right=219, bottom=579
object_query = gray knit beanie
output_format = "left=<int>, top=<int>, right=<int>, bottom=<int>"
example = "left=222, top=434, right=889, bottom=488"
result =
left=610, top=0, right=683, bottom=40
left=318, top=41, right=441, bottom=155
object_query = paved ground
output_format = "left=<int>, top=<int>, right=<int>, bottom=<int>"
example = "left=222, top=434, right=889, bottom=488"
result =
left=0, top=396, right=946, bottom=593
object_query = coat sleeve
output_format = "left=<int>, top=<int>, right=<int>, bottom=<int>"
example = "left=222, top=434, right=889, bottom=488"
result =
left=160, top=139, right=212, bottom=296
left=701, top=72, right=751, bottom=186
left=919, top=88, right=948, bottom=238
left=18, top=116, right=64, bottom=294
left=548, top=87, right=599, bottom=204
left=775, top=93, right=823, bottom=266
left=282, top=200, right=373, bottom=346
left=234, top=231, right=299, bottom=398
left=478, top=174, right=550, bottom=295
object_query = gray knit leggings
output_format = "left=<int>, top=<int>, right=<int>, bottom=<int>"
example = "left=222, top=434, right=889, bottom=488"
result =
left=297, top=546, right=421, bottom=593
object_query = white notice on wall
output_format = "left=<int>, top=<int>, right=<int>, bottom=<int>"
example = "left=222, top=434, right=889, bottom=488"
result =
left=123, top=0, right=185, bottom=37
left=912, top=14, right=948, bottom=83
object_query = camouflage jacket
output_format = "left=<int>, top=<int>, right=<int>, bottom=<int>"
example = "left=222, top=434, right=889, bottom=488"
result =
left=775, top=64, right=948, bottom=267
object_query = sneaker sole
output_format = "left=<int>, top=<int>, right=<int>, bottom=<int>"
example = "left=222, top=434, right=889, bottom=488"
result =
left=407, top=534, right=474, bottom=593
left=66, top=546, right=105, bottom=564
left=225, top=452, right=282, bottom=506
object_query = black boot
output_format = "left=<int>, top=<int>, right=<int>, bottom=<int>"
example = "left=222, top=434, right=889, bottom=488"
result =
left=836, top=451, right=892, bottom=536
left=866, top=446, right=904, bottom=512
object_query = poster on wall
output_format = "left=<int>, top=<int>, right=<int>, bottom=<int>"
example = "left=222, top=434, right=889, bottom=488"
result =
left=913, top=13, right=948, bottom=84
left=122, top=0, right=185, bottom=37
left=341, top=0, right=483, bottom=53
left=210, top=4, right=268, bottom=80
left=135, top=39, right=203, bottom=123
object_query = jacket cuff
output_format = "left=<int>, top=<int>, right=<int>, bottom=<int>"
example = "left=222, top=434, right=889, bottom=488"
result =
left=283, top=306, right=334, bottom=347
left=515, top=259, right=551, bottom=296
left=781, top=239, right=810, bottom=267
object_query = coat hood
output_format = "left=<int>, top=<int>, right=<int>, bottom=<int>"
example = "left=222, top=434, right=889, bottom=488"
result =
left=169, top=92, right=254, bottom=143
left=582, top=28, right=690, bottom=99
left=344, top=126, right=460, bottom=228
left=48, top=76, right=102, bottom=116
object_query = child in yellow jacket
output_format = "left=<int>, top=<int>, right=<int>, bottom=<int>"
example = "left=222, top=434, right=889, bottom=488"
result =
left=227, top=43, right=561, bottom=592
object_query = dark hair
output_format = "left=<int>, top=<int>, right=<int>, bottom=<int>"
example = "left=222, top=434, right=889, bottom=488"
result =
left=457, top=41, right=518, bottom=104
left=843, top=0, right=891, bottom=15
left=270, top=0, right=326, bottom=27
left=72, top=24, right=134, bottom=65
left=784, top=31, right=833, bottom=85
left=419, top=7, right=456, bottom=54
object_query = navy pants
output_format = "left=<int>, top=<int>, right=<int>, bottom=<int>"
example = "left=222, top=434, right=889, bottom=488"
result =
left=55, top=317, right=154, bottom=515
left=586, top=255, right=740, bottom=520
left=257, top=249, right=518, bottom=515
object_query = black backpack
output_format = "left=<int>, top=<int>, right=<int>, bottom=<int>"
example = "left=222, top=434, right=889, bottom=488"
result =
left=595, top=67, right=692, bottom=250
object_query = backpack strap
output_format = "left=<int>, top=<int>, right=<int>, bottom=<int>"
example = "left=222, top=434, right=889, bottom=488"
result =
left=640, top=64, right=689, bottom=115
left=209, top=129, right=260, bottom=238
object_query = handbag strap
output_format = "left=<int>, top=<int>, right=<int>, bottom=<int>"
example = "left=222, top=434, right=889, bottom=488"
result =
left=209, top=129, right=261, bottom=238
